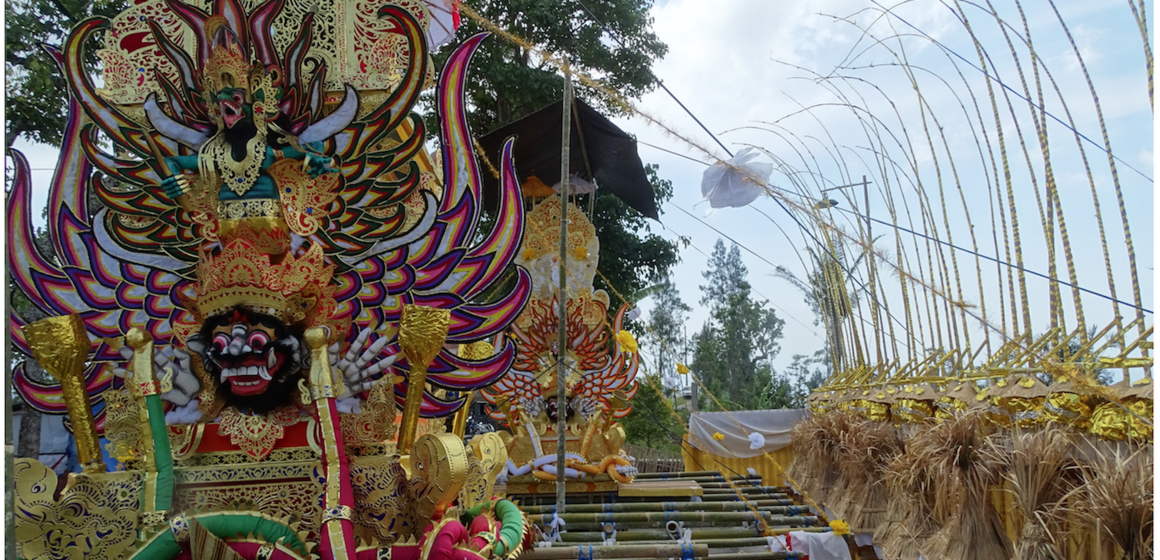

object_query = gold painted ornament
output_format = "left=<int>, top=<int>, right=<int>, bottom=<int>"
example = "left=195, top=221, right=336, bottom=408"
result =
left=22, top=315, right=106, bottom=474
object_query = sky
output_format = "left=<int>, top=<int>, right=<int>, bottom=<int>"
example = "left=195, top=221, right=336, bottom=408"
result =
left=8, top=0, right=1155, bottom=385
left=608, top=0, right=1154, bottom=380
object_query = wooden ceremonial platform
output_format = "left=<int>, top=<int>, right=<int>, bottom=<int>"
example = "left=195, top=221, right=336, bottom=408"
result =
left=506, top=471, right=831, bottom=560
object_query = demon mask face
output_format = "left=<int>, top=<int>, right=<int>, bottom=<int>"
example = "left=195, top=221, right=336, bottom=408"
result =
left=187, top=307, right=306, bottom=414
left=217, top=80, right=252, bottom=130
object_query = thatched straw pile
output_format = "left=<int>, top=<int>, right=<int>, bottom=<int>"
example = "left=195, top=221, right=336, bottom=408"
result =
left=1007, top=427, right=1075, bottom=560
left=835, top=418, right=903, bottom=529
left=1070, top=444, right=1153, bottom=560
left=877, top=430, right=939, bottom=560
left=912, top=411, right=1012, bottom=560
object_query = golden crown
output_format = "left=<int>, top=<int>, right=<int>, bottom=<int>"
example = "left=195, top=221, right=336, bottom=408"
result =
left=188, top=236, right=338, bottom=329
left=202, top=17, right=254, bottom=93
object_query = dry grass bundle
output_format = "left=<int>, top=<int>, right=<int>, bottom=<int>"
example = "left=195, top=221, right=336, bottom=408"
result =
left=913, top=411, right=1012, bottom=560
left=786, top=417, right=816, bottom=494
left=814, top=411, right=856, bottom=510
left=836, top=419, right=903, bottom=530
left=878, top=426, right=939, bottom=560
left=1008, top=426, right=1075, bottom=560
left=1070, top=445, right=1153, bottom=560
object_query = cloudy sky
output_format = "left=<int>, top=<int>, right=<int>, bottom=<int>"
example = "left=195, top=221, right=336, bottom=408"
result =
left=610, top=0, right=1154, bottom=379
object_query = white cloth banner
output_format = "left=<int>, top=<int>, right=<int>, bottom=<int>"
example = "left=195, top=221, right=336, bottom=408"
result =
left=686, top=409, right=805, bottom=458
left=699, top=147, right=773, bottom=208
left=788, top=531, right=851, bottom=560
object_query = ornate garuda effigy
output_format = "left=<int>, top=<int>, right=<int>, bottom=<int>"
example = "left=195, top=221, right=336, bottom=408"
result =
left=10, top=0, right=537, bottom=557
left=481, top=197, right=640, bottom=491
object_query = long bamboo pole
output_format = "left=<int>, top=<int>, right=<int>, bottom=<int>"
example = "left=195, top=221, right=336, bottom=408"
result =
left=530, top=512, right=815, bottom=525
left=516, top=544, right=709, bottom=560
left=519, top=500, right=797, bottom=514
left=556, top=58, right=572, bottom=514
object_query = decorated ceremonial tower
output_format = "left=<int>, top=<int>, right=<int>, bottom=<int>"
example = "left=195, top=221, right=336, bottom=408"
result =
left=481, top=197, right=641, bottom=492
left=10, top=0, right=537, bottom=557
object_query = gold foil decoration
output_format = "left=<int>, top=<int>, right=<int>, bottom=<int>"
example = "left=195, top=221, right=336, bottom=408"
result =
left=468, top=432, right=507, bottom=503
left=933, top=396, right=967, bottom=421
left=1002, top=397, right=1044, bottom=429
left=1042, top=391, right=1093, bottom=429
left=14, top=458, right=142, bottom=559
left=397, top=304, right=451, bottom=453
left=1090, top=398, right=1153, bottom=441
left=217, top=406, right=302, bottom=460
left=103, top=389, right=142, bottom=464
left=410, top=433, right=469, bottom=522
left=893, top=398, right=933, bottom=424
left=341, top=379, right=398, bottom=448
left=865, top=401, right=891, bottom=422
left=22, top=315, right=105, bottom=474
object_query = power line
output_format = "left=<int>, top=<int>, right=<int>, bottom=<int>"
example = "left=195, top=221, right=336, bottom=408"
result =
left=868, top=0, right=1152, bottom=184
left=668, top=202, right=912, bottom=339
left=828, top=204, right=1152, bottom=314
left=568, top=3, right=912, bottom=340
left=575, top=0, right=734, bottom=159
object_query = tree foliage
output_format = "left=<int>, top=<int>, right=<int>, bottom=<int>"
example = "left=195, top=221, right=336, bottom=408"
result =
left=692, top=240, right=786, bottom=411
left=5, top=0, right=126, bottom=147
left=644, top=276, right=690, bottom=387
left=620, top=374, right=685, bottom=453
left=433, top=0, right=667, bottom=134
left=430, top=0, right=679, bottom=307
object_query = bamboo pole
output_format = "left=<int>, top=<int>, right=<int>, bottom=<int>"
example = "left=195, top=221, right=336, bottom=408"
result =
left=555, top=526, right=823, bottom=542
left=531, top=511, right=815, bottom=525
left=517, top=544, right=708, bottom=560
left=556, top=58, right=572, bottom=514
left=519, top=500, right=798, bottom=514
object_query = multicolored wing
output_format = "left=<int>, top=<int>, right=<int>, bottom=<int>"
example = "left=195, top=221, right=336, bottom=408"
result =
left=341, top=33, right=531, bottom=418
left=480, top=369, right=543, bottom=425
left=9, top=48, right=192, bottom=429
left=571, top=304, right=641, bottom=419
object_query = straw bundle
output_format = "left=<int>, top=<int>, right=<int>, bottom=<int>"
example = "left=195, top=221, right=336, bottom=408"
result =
left=914, top=411, right=1012, bottom=560
left=1008, top=426, right=1075, bottom=560
left=878, top=426, right=939, bottom=560
left=836, top=418, right=903, bottom=529
left=786, top=417, right=815, bottom=494
left=1070, top=445, right=1153, bottom=560
left=811, top=411, right=855, bottom=510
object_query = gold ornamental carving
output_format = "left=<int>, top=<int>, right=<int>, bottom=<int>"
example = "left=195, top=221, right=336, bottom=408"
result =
left=218, top=406, right=304, bottom=461
left=14, top=459, right=142, bottom=560
left=22, top=315, right=105, bottom=474
left=397, top=304, right=451, bottom=452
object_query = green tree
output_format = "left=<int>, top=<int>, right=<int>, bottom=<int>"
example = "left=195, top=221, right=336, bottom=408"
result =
left=430, top=0, right=680, bottom=304
left=779, top=348, right=830, bottom=408
left=5, top=0, right=126, bottom=147
left=621, top=374, right=684, bottom=453
left=9, top=225, right=55, bottom=459
left=692, top=240, right=786, bottom=410
left=432, top=0, right=667, bottom=134
left=592, top=165, right=681, bottom=309
left=643, top=277, right=689, bottom=387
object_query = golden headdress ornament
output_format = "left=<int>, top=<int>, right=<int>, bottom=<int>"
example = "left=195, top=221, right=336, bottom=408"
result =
left=186, top=237, right=339, bottom=329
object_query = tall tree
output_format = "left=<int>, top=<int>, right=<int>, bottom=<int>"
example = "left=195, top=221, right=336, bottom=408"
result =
left=692, top=240, right=786, bottom=410
left=645, top=277, right=690, bottom=393
left=620, top=374, right=684, bottom=453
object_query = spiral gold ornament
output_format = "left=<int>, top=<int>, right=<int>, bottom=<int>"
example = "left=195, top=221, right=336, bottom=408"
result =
left=22, top=315, right=105, bottom=474
left=397, top=304, right=451, bottom=453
